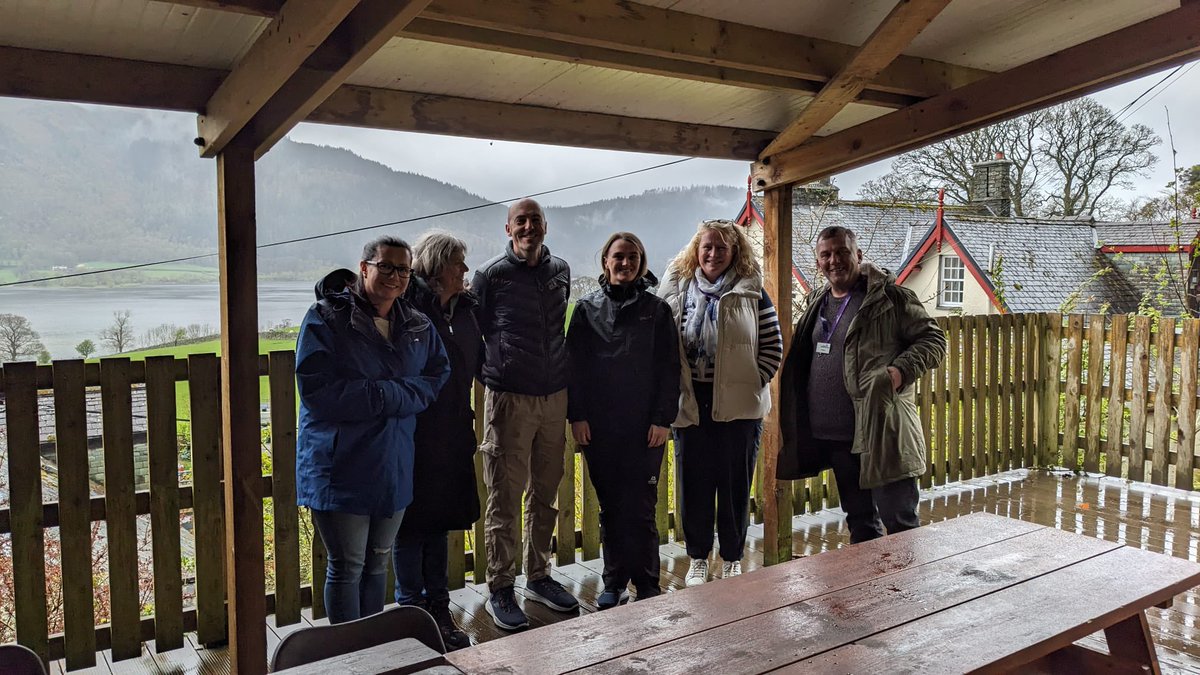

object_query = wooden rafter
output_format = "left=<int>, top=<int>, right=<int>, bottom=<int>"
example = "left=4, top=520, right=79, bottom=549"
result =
left=242, top=0, right=433, bottom=159
left=164, top=0, right=986, bottom=102
left=0, top=46, right=772, bottom=160
left=310, top=86, right=774, bottom=160
left=751, top=1, right=1200, bottom=191
left=196, top=0, right=361, bottom=158
left=760, top=0, right=954, bottom=157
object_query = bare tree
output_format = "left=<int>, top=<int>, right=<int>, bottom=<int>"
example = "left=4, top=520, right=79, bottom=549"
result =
left=1040, top=98, right=1159, bottom=216
left=0, top=313, right=45, bottom=362
left=858, top=113, right=1046, bottom=216
left=856, top=98, right=1159, bottom=218
left=99, top=310, right=135, bottom=354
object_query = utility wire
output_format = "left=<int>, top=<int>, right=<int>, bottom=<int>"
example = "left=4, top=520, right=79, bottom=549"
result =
left=1, top=156, right=696, bottom=288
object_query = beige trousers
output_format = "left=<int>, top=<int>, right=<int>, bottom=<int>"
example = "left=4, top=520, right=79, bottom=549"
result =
left=481, top=387, right=568, bottom=592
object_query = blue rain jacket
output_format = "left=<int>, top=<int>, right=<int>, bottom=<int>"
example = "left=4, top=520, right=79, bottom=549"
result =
left=295, top=269, right=450, bottom=516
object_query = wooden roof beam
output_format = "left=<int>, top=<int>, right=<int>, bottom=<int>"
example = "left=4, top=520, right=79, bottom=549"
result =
left=196, top=0, right=361, bottom=158
left=760, top=0, right=954, bottom=157
left=0, top=47, right=771, bottom=160
left=164, top=0, right=980, bottom=103
left=751, top=2, right=1200, bottom=191
left=309, top=85, right=775, bottom=160
left=240, top=0, right=433, bottom=159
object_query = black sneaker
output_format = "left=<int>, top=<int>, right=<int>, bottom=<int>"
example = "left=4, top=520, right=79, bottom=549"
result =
left=486, top=587, right=529, bottom=631
left=597, top=587, right=629, bottom=610
left=524, top=576, right=580, bottom=612
left=428, top=602, right=471, bottom=651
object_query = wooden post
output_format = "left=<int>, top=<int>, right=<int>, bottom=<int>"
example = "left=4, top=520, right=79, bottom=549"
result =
left=761, top=185, right=793, bottom=566
left=1039, top=313, right=1063, bottom=466
left=217, top=142, right=267, bottom=675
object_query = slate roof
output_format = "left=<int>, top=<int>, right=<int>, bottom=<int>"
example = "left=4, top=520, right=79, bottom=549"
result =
left=1094, top=219, right=1200, bottom=248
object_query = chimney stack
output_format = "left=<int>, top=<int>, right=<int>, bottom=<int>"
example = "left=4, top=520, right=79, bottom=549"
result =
left=792, top=176, right=840, bottom=206
left=969, top=152, right=1014, bottom=217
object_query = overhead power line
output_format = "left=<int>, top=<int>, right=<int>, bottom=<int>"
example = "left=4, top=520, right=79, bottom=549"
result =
left=0, top=157, right=696, bottom=288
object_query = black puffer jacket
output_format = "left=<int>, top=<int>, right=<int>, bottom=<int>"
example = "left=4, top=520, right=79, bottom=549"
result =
left=566, top=273, right=680, bottom=435
left=472, top=243, right=570, bottom=396
left=398, top=277, right=482, bottom=534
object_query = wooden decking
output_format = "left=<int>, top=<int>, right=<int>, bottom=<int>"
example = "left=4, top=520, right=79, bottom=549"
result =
left=51, top=469, right=1200, bottom=674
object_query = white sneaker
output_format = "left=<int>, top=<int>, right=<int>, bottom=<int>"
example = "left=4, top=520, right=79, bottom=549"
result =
left=685, top=558, right=708, bottom=587
left=722, top=560, right=742, bottom=579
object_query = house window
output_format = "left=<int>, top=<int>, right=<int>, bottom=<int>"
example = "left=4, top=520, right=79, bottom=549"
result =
left=939, top=256, right=965, bottom=308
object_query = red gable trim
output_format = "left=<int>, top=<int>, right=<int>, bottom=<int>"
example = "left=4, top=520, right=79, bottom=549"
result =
left=793, top=266, right=810, bottom=293
left=939, top=227, right=1007, bottom=314
left=894, top=210, right=1007, bottom=312
left=1100, top=244, right=1193, bottom=254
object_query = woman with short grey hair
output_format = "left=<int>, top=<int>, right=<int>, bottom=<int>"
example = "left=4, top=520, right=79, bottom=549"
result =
left=392, top=228, right=480, bottom=650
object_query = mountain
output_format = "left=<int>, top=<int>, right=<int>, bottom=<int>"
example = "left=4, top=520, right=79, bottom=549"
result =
left=0, top=98, right=744, bottom=283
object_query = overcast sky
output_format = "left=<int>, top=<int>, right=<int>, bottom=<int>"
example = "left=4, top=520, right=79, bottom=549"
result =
left=288, top=62, right=1200, bottom=210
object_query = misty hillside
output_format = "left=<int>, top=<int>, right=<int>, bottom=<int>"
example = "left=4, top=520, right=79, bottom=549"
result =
left=0, top=98, right=744, bottom=282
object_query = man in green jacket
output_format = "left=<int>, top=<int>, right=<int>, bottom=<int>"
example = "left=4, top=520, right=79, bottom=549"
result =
left=778, top=226, right=946, bottom=543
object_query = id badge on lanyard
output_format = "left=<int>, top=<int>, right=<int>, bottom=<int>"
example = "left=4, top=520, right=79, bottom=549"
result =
left=817, top=293, right=852, bottom=356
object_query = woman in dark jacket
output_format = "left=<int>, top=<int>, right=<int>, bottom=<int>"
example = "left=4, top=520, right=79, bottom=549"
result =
left=392, top=230, right=481, bottom=650
left=567, top=231, right=680, bottom=608
left=296, top=235, right=450, bottom=624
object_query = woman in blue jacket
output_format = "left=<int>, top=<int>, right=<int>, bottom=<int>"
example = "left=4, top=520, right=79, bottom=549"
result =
left=567, top=232, right=679, bottom=608
left=296, top=235, right=450, bottom=624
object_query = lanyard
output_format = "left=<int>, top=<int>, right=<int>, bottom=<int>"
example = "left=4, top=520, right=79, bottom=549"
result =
left=819, top=293, right=852, bottom=343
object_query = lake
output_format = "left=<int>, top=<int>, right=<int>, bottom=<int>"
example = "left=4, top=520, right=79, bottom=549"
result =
left=0, top=281, right=318, bottom=358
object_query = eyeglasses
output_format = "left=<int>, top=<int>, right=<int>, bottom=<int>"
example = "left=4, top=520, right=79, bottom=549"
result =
left=365, top=260, right=413, bottom=278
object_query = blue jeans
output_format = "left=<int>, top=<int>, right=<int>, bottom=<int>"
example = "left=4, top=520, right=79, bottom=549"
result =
left=310, top=509, right=405, bottom=624
left=392, top=530, right=450, bottom=608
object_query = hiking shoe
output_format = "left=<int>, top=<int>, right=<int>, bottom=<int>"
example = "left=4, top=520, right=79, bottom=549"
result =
left=524, top=576, right=580, bottom=612
left=685, top=558, right=708, bottom=587
left=428, top=602, right=471, bottom=651
left=486, top=587, right=529, bottom=631
left=722, top=560, right=743, bottom=579
left=597, top=588, right=629, bottom=610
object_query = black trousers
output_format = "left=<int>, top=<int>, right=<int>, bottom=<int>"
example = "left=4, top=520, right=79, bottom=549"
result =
left=674, top=381, right=761, bottom=562
left=817, top=438, right=921, bottom=544
left=582, top=431, right=665, bottom=594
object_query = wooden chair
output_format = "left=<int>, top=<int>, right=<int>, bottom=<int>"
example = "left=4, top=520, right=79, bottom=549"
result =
left=0, top=644, right=47, bottom=675
left=269, top=605, right=446, bottom=671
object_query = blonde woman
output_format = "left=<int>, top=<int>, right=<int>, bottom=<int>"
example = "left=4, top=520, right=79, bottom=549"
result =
left=659, top=220, right=782, bottom=587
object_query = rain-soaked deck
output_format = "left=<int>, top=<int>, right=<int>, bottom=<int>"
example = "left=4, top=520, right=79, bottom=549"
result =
left=51, top=469, right=1200, bottom=674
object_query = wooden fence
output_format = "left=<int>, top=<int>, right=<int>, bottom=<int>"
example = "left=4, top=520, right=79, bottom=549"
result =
left=1, top=312, right=1197, bottom=669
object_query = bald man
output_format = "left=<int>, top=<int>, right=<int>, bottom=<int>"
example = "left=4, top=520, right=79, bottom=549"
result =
left=471, top=198, right=578, bottom=630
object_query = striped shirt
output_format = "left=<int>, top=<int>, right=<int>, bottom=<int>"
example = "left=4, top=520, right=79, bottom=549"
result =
left=683, top=289, right=784, bottom=384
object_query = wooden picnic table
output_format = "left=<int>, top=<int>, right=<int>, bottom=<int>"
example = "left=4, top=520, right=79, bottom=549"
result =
left=443, top=511, right=1200, bottom=674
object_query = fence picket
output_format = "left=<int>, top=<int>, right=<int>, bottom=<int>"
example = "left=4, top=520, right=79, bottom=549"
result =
left=1129, top=315, right=1152, bottom=482
left=557, top=433, right=577, bottom=565
left=1105, top=315, right=1130, bottom=478
left=947, top=316, right=962, bottom=481
left=1151, top=318, right=1176, bottom=485
left=188, top=354, right=226, bottom=644
left=146, top=356, right=184, bottom=650
left=99, top=358, right=140, bottom=660
left=973, top=316, right=987, bottom=477
left=1023, top=315, right=1037, bottom=467
left=1176, top=319, right=1198, bottom=490
left=4, top=362, right=48, bottom=661
left=268, top=351, right=301, bottom=626
left=1083, top=315, right=1106, bottom=473
left=1000, top=314, right=1013, bottom=471
left=1061, top=315, right=1084, bottom=468
left=581, top=459, right=601, bottom=561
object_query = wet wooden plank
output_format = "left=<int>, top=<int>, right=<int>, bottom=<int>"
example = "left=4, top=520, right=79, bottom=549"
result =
left=1083, top=315, right=1106, bottom=473
left=946, top=316, right=962, bottom=481
left=590, top=527, right=1119, bottom=675
left=269, top=351, right=302, bottom=626
left=4, top=361, right=49, bottom=661
left=1105, top=314, right=1130, bottom=478
left=1176, top=319, right=1198, bottom=490
left=1151, top=318, right=1176, bottom=486
left=557, top=435, right=577, bottom=565
left=962, top=317, right=976, bottom=480
left=188, top=354, right=227, bottom=645
left=145, top=356, right=184, bottom=650
left=789, top=545, right=1200, bottom=674
left=445, top=512, right=1041, bottom=675
left=53, top=359, right=98, bottom=669
left=1061, top=314, right=1084, bottom=470
left=100, top=358, right=141, bottom=661
left=1129, top=315, right=1152, bottom=482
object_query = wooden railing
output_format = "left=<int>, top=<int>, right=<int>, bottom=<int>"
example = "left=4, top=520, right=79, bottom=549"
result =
left=1, top=312, right=1197, bottom=669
